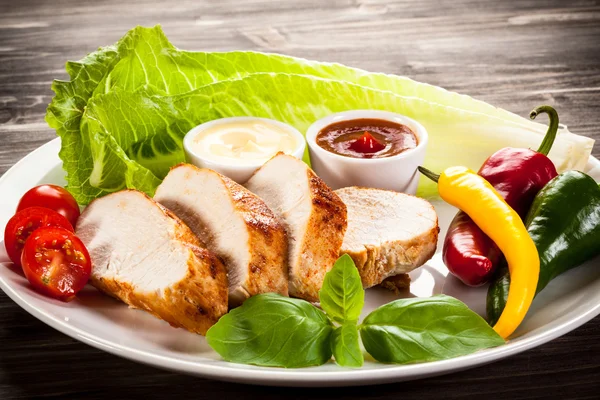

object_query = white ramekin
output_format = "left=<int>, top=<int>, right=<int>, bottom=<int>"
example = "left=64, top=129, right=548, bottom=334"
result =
left=183, top=117, right=306, bottom=183
left=306, top=110, right=428, bottom=194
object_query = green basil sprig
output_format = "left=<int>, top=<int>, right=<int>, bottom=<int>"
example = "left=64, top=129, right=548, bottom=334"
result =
left=206, top=255, right=505, bottom=368
left=319, top=254, right=364, bottom=323
left=331, top=322, right=364, bottom=368
left=319, top=254, right=364, bottom=367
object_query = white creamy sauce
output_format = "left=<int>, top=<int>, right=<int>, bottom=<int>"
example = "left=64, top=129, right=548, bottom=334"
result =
left=191, top=120, right=299, bottom=165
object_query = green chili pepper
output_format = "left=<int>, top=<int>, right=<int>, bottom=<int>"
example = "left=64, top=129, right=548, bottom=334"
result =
left=487, top=170, right=600, bottom=325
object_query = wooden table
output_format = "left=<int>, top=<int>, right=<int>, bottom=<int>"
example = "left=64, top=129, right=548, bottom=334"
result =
left=1, top=0, right=599, bottom=398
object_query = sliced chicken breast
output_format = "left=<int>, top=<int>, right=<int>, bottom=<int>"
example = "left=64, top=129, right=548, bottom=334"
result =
left=245, top=153, right=347, bottom=302
left=335, top=187, right=439, bottom=288
left=76, top=190, right=228, bottom=335
left=154, top=164, right=288, bottom=306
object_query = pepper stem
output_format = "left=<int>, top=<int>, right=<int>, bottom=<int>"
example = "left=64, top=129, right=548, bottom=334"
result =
left=418, top=166, right=440, bottom=183
left=530, top=105, right=559, bottom=156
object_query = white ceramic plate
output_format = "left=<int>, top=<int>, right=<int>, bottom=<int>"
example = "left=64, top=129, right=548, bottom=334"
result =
left=1, top=138, right=599, bottom=387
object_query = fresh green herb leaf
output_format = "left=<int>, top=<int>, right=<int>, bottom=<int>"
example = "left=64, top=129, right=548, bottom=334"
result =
left=319, top=254, right=364, bottom=324
left=360, top=295, right=505, bottom=364
left=331, top=322, right=364, bottom=368
left=206, top=293, right=333, bottom=368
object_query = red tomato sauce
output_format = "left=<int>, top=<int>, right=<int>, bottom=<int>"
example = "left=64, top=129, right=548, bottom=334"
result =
left=316, top=118, right=417, bottom=159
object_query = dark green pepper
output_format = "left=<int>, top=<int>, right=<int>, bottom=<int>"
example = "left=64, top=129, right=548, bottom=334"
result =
left=487, top=170, right=600, bottom=325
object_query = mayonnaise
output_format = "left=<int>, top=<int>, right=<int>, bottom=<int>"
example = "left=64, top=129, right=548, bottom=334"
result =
left=191, top=119, right=300, bottom=165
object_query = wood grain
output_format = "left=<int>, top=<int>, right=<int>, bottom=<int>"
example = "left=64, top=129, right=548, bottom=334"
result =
left=1, top=0, right=599, bottom=398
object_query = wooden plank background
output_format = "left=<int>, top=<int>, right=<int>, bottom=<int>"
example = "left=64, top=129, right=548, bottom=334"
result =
left=0, top=0, right=599, bottom=398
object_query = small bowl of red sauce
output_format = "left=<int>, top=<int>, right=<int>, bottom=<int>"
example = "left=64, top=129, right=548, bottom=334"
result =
left=306, top=110, right=428, bottom=194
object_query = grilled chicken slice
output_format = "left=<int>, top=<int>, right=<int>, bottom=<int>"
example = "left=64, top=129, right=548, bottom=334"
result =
left=335, top=187, right=439, bottom=288
left=76, top=190, right=228, bottom=335
left=154, top=164, right=288, bottom=306
left=245, top=153, right=347, bottom=302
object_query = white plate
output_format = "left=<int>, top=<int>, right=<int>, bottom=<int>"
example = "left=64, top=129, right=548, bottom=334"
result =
left=1, top=138, right=599, bottom=387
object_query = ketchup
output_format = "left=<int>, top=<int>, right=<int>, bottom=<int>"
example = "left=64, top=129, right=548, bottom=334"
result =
left=348, top=131, right=386, bottom=154
left=316, top=118, right=417, bottom=159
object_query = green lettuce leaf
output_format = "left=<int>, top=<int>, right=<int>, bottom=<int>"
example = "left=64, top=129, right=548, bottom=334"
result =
left=45, top=44, right=121, bottom=202
left=92, top=25, right=529, bottom=128
left=79, top=73, right=592, bottom=203
left=47, top=25, right=594, bottom=204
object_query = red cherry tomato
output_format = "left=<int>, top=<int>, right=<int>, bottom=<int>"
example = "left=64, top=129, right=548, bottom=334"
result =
left=17, top=185, right=80, bottom=227
left=4, top=207, right=74, bottom=267
left=21, top=227, right=91, bottom=301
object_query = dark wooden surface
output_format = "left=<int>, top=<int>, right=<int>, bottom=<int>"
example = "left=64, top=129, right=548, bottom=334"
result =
left=1, top=0, right=599, bottom=398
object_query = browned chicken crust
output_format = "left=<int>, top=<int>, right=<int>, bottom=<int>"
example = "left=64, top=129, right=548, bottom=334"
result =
left=336, top=187, right=439, bottom=289
left=156, top=164, right=288, bottom=306
left=220, top=171, right=289, bottom=300
left=79, top=190, right=228, bottom=335
left=92, top=244, right=227, bottom=335
left=290, top=170, right=348, bottom=302
left=245, top=153, right=348, bottom=302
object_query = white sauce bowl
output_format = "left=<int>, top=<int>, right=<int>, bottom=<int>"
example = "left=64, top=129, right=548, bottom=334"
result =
left=306, top=110, right=428, bottom=194
left=183, top=117, right=306, bottom=183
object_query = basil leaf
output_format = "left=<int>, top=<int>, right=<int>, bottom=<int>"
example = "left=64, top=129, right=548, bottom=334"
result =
left=331, top=322, right=364, bottom=368
left=360, top=295, right=505, bottom=364
left=319, top=254, right=365, bottom=323
left=206, top=293, right=333, bottom=368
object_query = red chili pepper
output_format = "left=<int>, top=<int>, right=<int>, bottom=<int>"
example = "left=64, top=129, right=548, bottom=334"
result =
left=443, top=106, right=559, bottom=286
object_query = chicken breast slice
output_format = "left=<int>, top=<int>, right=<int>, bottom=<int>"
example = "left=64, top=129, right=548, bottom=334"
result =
left=154, top=164, right=288, bottom=306
left=335, top=187, right=439, bottom=288
left=245, top=153, right=347, bottom=302
left=76, top=190, right=228, bottom=335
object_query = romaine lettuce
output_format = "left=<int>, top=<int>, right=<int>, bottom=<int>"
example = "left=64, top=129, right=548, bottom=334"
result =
left=81, top=73, right=593, bottom=203
left=46, top=25, right=594, bottom=204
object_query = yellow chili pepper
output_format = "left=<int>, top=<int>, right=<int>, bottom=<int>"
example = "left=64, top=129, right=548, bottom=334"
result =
left=419, top=165, right=539, bottom=339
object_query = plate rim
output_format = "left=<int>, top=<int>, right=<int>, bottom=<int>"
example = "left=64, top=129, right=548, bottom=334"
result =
left=1, top=137, right=599, bottom=387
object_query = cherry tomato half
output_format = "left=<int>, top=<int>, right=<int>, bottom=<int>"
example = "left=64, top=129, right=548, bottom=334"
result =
left=4, top=207, right=74, bottom=267
left=21, top=227, right=91, bottom=301
left=17, top=185, right=80, bottom=227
